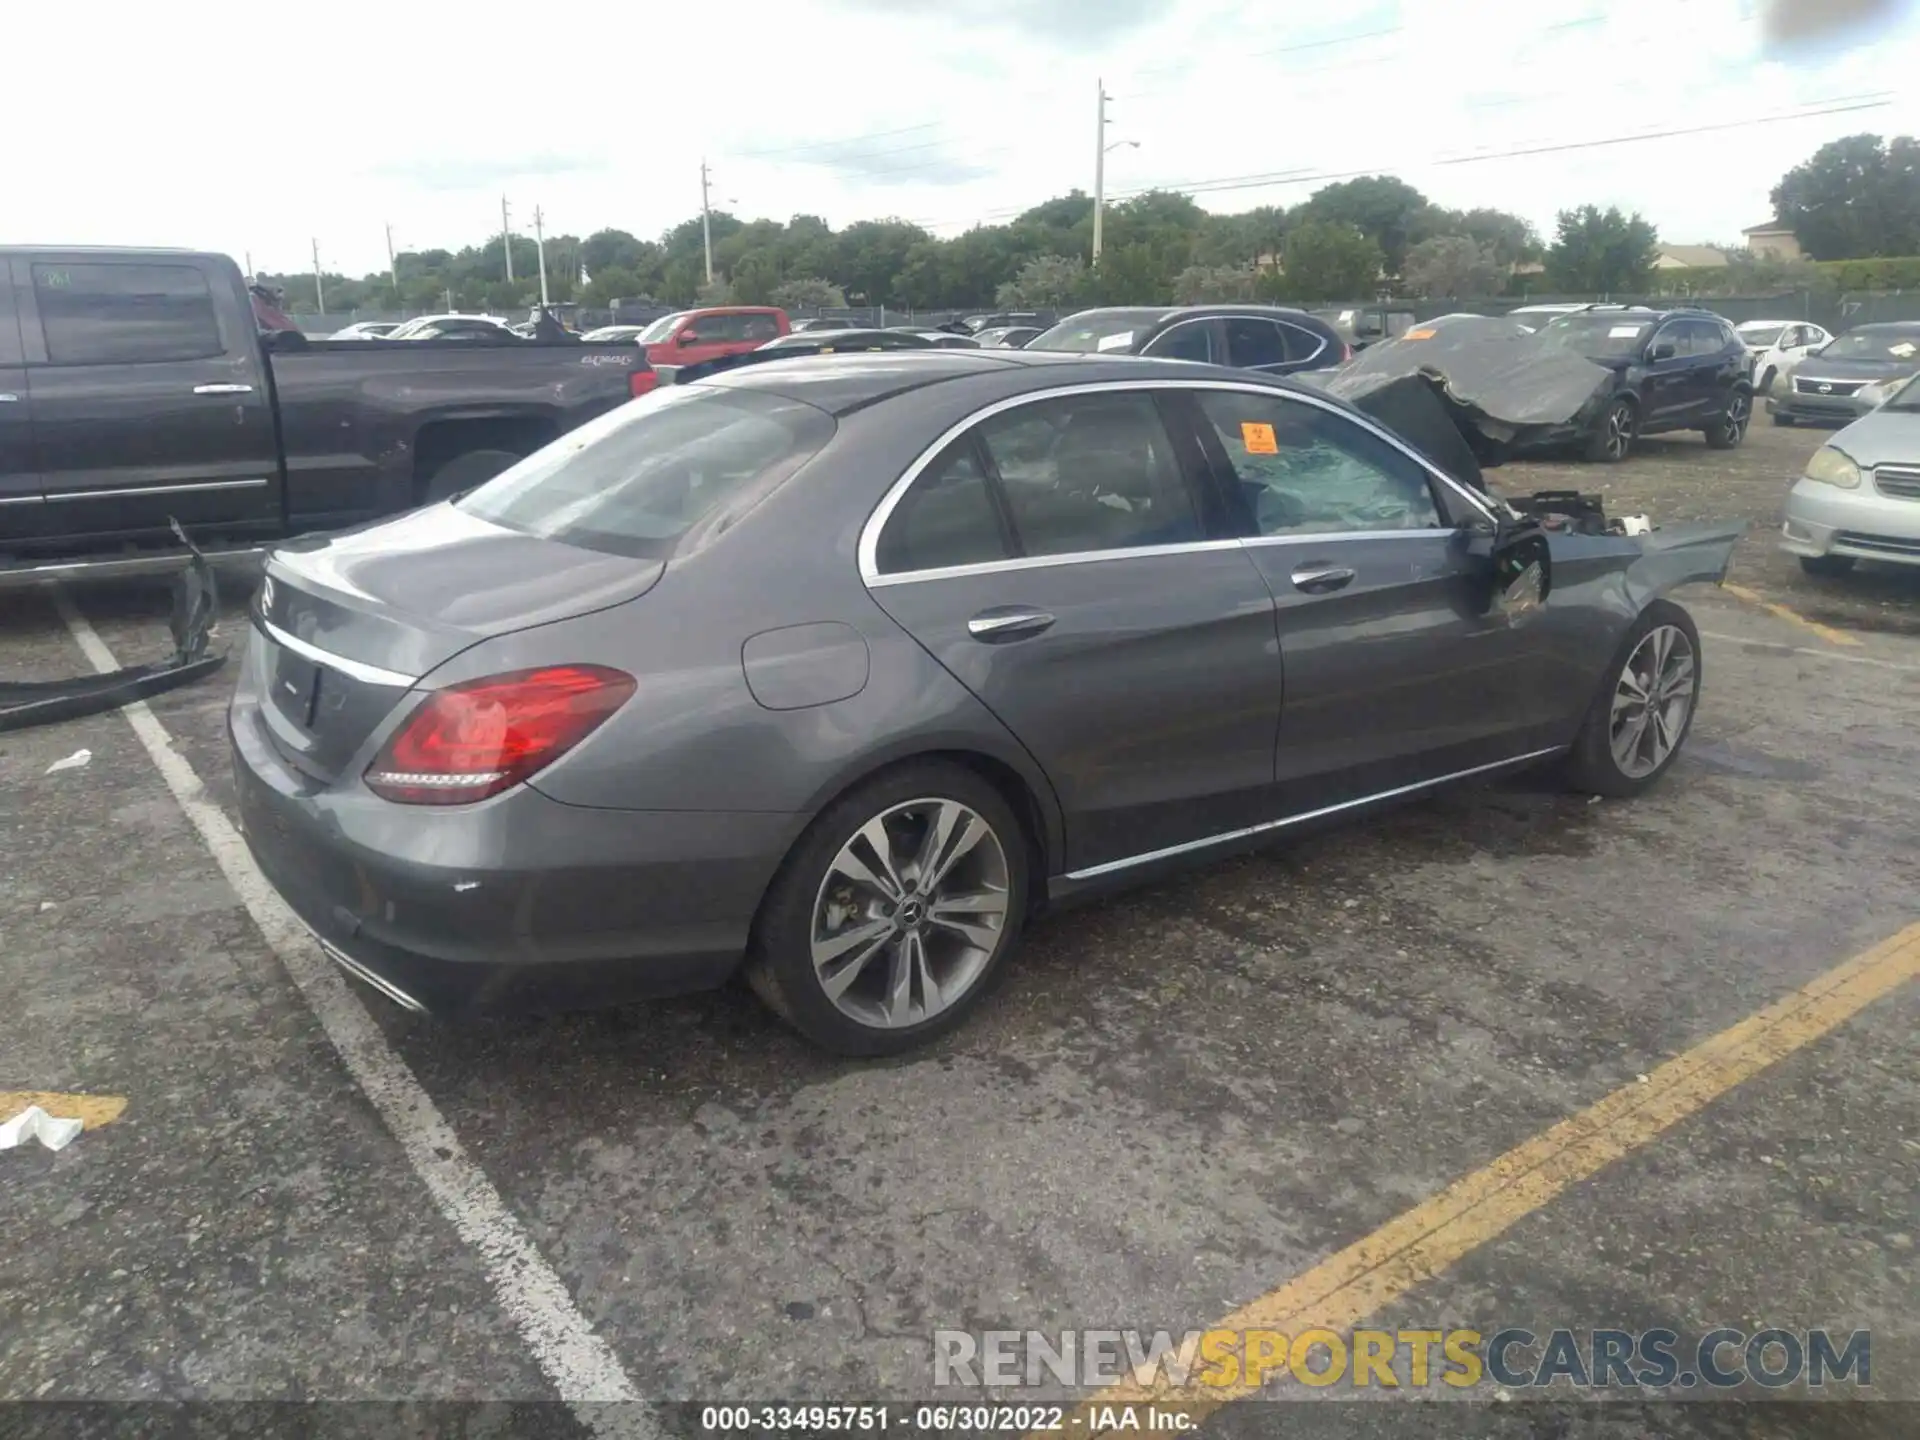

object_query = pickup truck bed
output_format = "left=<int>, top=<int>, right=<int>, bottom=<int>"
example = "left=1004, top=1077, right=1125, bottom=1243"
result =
left=2, top=247, right=651, bottom=580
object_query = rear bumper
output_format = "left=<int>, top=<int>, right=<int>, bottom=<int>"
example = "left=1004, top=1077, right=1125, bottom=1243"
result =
left=228, top=694, right=804, bottom=1016
left=1780, top=478, right=1920, bottom=567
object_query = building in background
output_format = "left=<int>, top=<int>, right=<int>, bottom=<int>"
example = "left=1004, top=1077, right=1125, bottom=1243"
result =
left=1743, top=221, right=1805, bottom=261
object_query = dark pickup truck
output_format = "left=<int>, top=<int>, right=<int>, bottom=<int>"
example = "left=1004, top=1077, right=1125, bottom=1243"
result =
left=0, top=247, right=654, bottom=580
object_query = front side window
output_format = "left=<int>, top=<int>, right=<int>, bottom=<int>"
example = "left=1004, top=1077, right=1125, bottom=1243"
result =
left=33, top=263, right=223, bottom=365
left=458, top=387, right=833, bottom=559
left=638, top=312, right=687, bottom=343
left=1195, top=390, right=1443, bottom=536
left=976, top=392, right=1201, bottom=557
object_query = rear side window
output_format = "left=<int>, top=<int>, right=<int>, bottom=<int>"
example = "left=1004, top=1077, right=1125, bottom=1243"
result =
left=33, top=263, right=223, bottom=365
left=1143, top=321, right=1215, bottom=363
left=1224, top=318, right=1288, bottom=369
left=874, top=441, right=1009, bottom=575
left=978, top=392, right=1200, bottom=558
left=741, top=314, right=782, bottom=341
left=1278, top=322, right=1330, bottom=363
left=458, top=387, right=833, bottom=559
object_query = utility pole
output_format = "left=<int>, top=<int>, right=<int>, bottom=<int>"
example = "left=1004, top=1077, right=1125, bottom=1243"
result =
left=533, top=206, right=550, bottom=307
left=385, top=223, right=400, bottom=303
left=311, top=238, right=325, bottom=313
left=244, top=250, right=254, bottom=281
left=501, top=196, right=514, bottom=282
left=1092, top=78, right=1109, bottom=264
left=700, top=159, right=715, bottom=285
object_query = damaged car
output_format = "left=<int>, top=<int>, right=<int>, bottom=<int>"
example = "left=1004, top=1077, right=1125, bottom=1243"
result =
left=229, top=350, right=1740, bottom=1056
left=1308, top=306, right=1753, bottom=465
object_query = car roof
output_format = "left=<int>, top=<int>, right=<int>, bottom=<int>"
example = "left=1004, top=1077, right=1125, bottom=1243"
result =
left=1852, top=321, right=1920, bottom=332
left=699, top=348, right=1329, bottom=416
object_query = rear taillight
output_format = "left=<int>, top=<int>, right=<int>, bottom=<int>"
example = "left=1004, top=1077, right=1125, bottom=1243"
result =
left=630, top=370, right=658, bottom=399
left=364, top=665, right=635, bottom=805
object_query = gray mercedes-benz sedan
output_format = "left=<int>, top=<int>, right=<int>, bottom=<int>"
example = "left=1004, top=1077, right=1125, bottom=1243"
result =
left=230, top=349, right=1737, bottom=1055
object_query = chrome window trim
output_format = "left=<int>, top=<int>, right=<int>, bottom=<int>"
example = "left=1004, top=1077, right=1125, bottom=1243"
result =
left=1272, top=320, right=1329, bottom=366
left=44, top=477, right=271, bottom=502
left=858, top=377, right=1496, bottom=584
left=260, top=617, right=419, bottom=687
left=1064, top=746, right=1566, bottom=881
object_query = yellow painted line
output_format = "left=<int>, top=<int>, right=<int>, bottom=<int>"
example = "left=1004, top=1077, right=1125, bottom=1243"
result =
left=0, top=1092, right=127, bottom=1129
left=1723, top=582, right=1863, bottom=647
left=1058, top=921, right=1920, bottom=1434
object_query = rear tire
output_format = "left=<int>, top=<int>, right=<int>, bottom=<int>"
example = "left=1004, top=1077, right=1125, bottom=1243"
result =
left=1563, top=600, right=1702, bottom=799
left=419, top=448, right=522, bottom=504
left=746, top=761, right=1029, bottom=1057
left=1583, top=397, right=1636, bottom=463
left=1799, top=554, right=1856, bottom=577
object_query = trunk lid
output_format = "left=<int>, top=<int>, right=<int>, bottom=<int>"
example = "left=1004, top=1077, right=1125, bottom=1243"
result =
left=254, top=503, right=663, bottom=782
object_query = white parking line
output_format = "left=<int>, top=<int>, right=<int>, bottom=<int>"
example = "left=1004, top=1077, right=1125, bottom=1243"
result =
left=1700, top=629, right=1920, bottom=674
left=53, top=590, right=655, bottom=1438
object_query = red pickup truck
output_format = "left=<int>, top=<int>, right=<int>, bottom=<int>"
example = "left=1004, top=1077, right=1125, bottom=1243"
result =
left=637, top=306, right=789, bottom=371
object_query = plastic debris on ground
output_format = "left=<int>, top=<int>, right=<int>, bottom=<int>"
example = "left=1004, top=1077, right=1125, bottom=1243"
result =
left=0, top=1106, right=86, bottom=1153
left=45, top=749, right=92, bottom=774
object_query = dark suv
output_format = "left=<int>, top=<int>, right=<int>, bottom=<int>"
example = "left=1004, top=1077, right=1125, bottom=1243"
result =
left=1025, top=305, right=1348, bottom=374
left=1534, top=306, right=1753, bottom=461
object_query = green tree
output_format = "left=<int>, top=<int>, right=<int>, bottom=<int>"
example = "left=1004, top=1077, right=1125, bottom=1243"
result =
left=996, top=254, right=1087, bottom=308
left=1281, top=221, right=1383, bottom=301
left=770, top=276, right=847, bottom=311
left=1295, top=176, right=1431, bottom=274
left=1771, top=133, right=1920, bottom=260
left=1435, top=208, right=1541, bottom=268
left=1172, top=262, right=1260, bottom=303
left=1402, top=235, right=1503, bottom=298
left=1545, top=205, right=1660, bottom=292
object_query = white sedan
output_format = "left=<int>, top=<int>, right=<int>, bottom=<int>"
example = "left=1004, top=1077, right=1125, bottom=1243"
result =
left=1737, top=318, right=1831, bottom=394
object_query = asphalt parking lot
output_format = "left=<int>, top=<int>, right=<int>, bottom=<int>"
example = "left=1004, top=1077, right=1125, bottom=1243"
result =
left=3, top=419, right=1917, bottom=1436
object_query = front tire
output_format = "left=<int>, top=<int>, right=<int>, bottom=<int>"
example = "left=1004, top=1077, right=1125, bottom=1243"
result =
left=1703, top=390, right=1751, bottom=450
left=746, top=762, right=1029, bottom=1056
left=1799, top=554, right=1856, bottom=577
left=1563, top=600, right=1702, bottom=798
left=1584, top=397, right=1637, bottom=463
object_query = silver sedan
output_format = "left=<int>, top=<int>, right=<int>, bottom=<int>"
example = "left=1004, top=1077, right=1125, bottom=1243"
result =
left=1781, top=375, right=1920, bottom=574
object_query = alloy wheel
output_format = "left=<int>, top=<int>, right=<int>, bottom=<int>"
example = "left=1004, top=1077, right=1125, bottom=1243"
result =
left=1605, top=403, right=1635, bottom=460
left=1722, top=393, right=1750, bottom=442
left=809, top=798, right=1011, bottom=1030
left=1610, top=624, right=1696, bottom=779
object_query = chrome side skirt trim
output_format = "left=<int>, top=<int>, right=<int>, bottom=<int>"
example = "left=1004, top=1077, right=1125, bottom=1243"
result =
left=1063, top=746, right=1567, bottom=881
left=44, top=477, right=272, bottom=502
left=260, top=617, right=418, bottom=687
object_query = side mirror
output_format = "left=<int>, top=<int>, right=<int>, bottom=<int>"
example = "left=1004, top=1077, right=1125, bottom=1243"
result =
left=677, top=330, right=702, bottom=345
left=1466, top=515, right=1553, bottom=626
left=1650, top=342, right=1676, bottom=361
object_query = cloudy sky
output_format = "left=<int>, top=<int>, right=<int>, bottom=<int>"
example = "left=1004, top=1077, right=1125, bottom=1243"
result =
left=9, top=0, right=1916, bottom=276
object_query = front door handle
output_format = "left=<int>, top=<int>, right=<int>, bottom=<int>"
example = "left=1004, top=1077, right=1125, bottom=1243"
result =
left=967, top=606, right=1056, bottom=642
left=193, top=383, right=254, bottom=395
left=1290, top=563, right=1356, bottom=594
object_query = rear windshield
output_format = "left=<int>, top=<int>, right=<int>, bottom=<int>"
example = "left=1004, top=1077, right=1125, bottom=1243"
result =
left=1820, top=329, right=1920, bottom=361
left=456, top=387, right=834, bottom=559
left=1026, top=310, right=1170, bottom=354
left=1537, top=313, right=1655, bottom=357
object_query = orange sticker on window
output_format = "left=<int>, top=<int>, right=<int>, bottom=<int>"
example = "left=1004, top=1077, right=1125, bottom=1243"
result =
left=1241, top=422, right=1278, bottom=454
left=1404, top=327, right=1437, bottom=340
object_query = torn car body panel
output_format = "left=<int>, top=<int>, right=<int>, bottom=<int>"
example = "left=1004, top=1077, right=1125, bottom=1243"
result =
left=0, top=525, right=226, bottom=733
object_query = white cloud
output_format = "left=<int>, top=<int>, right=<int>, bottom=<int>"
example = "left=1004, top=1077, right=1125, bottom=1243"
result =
left=7, top=0, right=1917, bottom=276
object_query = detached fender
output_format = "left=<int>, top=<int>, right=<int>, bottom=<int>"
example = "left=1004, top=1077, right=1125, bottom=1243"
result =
left=1623, top=520, right=1745, bottom=610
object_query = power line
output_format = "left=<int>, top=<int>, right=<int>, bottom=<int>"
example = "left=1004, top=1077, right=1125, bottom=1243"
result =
left=906, top=95, right=1891, bottom=231
left=733, top=121, right=943, bottom=160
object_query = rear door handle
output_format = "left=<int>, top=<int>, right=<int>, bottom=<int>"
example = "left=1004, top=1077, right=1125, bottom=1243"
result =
left=1290, top=563, right=1356, bottom=594
left=193, top=383, right=254, bottom=395
left=967, top=606, right=1056, bottom=642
